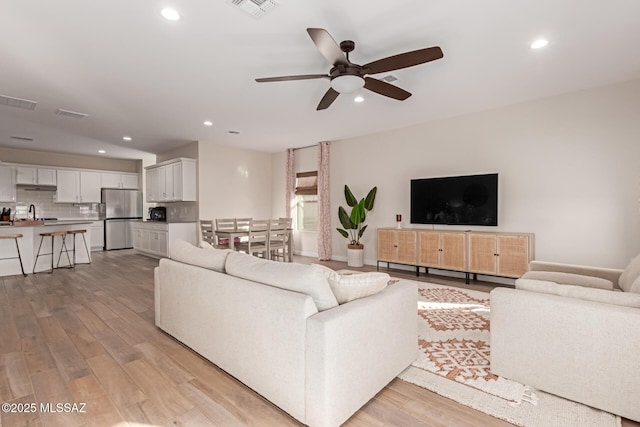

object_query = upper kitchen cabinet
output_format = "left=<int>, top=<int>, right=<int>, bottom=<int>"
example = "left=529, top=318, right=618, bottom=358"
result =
left=0, top=166, right=16, bottom=202
left=100, top=172, right=139, bottom=189
left=145, top=158, right=196, bottom=202
left=56, top=170, right=101, bottom=203
left=16, top=167, right=57, bottom=186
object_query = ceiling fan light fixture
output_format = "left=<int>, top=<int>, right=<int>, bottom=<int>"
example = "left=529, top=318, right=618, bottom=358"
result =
left=330, top=75, right=365, bottom=94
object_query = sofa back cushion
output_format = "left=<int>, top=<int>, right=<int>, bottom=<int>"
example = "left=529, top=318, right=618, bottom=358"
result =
left=225, top=252, right=339, bottom=311
left=516, top=279, right=640, bottom=308
left=169, top=239, right=232, bottom=273
left=619, top=253, right=640, bottom=292
left=521, top=270, right=613, bottom=290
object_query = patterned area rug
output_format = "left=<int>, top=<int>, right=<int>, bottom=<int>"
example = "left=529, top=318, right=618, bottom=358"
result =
left=398, top=281, right=621, bottom=427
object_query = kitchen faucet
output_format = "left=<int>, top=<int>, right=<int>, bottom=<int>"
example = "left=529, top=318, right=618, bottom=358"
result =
left=28, top=204, right=36, bottom=221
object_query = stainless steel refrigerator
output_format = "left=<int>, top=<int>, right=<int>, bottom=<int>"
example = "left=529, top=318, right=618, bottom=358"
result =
left=102, top=189, right=142, bottom=250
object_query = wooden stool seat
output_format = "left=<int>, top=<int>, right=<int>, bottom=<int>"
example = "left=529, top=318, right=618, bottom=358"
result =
left=0, top=233, right=26, bottom=276
left=33, top=230, right=72, bottom=274
left=66, top=229, right=91, bottom=266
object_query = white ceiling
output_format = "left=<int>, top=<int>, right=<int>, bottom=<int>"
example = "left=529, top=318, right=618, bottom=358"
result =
left=1, top=0, right=639, bottom=159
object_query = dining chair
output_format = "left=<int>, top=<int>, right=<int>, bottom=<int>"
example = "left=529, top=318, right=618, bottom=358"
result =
left=215, top=218, right=237, bottom=248
left=200, top=220, right=217, bottom=246
left=268, top=219, right=288, bottom=262
left=235, top=219, right=270, bottom=259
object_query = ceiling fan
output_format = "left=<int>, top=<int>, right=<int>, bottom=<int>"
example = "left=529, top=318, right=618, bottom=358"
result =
left=255, top=28, right=443, bottom=110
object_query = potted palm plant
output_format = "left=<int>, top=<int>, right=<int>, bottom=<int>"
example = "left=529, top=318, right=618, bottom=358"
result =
left=336, top=185, right=377, bottom=267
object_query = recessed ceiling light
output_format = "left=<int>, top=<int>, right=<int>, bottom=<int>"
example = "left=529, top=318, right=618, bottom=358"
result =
left=354, top=96, right=364, bottom=103
left=531, top=39, right=549, bottom=49
left=161, top=8, right=180, bottom=21
left=98, top=150, right=106, bottom=154
left=203, top=120, right=213, bottom=126
left=123, top=136, right=132, bottom=141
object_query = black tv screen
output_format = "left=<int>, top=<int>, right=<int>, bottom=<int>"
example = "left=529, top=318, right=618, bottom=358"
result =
left=411, top=173, right=498, bottom=226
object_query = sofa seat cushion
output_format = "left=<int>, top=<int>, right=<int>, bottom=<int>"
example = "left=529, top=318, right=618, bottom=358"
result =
left=327, top=271, right=391, bottom=304
left=225, top=252, right=339, bottom=311
left=169, top=240, right=232, bottom=273
left=516, top=279, right=640, bottom=308
left=521, top=270, right=614, bottom=290
left=619, top=253, right=640, bottom=292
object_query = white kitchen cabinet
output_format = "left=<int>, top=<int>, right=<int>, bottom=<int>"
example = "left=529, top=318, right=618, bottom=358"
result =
left=90, top=221, right=104, bottom=251
left=0, top=166, right=16, bottom=202
left=16, top=167, right=57, bottom=185
left=100, top=172, right=139, bottom=189
left=56, top=170, right=101, bottom=203
left=132, top=221, right=196, bottom=258
left=144, top=158, right=196, bottom=202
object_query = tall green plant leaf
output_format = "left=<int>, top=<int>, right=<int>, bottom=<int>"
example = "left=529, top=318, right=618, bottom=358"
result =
left=336, top=228, right=349, bottom=238
left=350, top=199, right=365, bottom=225
left=344, top=185, right=358, bottom=207
left=338, top=206, right=354, bottom=229
left=358, top=224, right=368, bottom=239
left=364, top=186, right=377, bottom=211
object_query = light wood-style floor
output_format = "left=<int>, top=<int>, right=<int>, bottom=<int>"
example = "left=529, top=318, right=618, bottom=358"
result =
left=0, top=250, right=637, bottom=427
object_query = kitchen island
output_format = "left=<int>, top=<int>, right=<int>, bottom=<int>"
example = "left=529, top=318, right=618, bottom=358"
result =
left=0, top=220, right=93, bottom=276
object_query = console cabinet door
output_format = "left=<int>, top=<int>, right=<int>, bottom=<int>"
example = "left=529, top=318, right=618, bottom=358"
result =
left=496, top=235, right=530, bottom=277
left=377, top=229, right=396, bottom=262
left=440, top=232, right=467, bottom=271
left=418, top=231, right=440, bottom=267
left=468, top=233, right=498, bottom=275
left=396, top=230, right=417, bottom=264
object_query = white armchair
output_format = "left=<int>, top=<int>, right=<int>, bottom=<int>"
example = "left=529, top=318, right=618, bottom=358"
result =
left=490, top=254, right=640, bottom=422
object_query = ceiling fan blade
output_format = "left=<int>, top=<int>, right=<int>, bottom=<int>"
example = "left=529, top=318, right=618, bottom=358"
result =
left=317, top=88, right=339, bottom=110
left=307, top=28, right=349, bottom=66
left=363, top=46, right=443, bottom=75
left=364, top=77, right=411, bottom=100
left=255, top=74, right=329, bottom=83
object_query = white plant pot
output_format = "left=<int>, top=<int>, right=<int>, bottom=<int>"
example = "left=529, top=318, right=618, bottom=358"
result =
left=347, top=246, right=364, bottom=267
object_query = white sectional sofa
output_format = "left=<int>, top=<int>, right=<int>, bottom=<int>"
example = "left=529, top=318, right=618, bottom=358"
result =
left=154, top=240, right=418, bottom=427
left=490, top=255, right=640, bottom=422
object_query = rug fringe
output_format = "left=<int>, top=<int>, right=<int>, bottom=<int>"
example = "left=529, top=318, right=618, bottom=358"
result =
left=507, top=386, right=539, bottom=407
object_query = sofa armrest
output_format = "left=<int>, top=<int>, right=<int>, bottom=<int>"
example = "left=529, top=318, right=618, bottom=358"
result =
left=490, top=287, right=640, bottom=421
left=529, top=260, right=623, bottom=285
left=305, top=280, right=417, bottom=427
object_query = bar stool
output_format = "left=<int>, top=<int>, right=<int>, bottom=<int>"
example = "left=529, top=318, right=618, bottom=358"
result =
left=33, top=231, right=71, bottom=274
left=66, top=229, right=91, bottom=266
left=0, top=234, right=26, bottom=276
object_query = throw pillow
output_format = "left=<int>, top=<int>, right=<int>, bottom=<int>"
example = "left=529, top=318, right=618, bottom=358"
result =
left=224, top=252, right=339, bottom=311
left=328, top=271, right=390, bottom=304
left=619, top=253, right=640, bottom=292
left=520, top=270, right=614, bottom=290
left=169, top=239, right=232, bottom=273
left=516, top=279, right=640, bottom=308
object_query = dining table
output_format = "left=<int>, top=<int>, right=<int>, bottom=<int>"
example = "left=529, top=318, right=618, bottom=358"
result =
left=214, top=226, right=293, bottom=261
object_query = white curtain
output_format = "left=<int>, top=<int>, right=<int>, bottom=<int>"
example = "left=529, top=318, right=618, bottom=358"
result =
left=317, top=141, right=331, bottom=260
left=286, top=148, right=296, bottom=220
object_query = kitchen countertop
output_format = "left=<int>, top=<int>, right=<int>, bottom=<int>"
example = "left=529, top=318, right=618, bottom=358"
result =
left=0, top=220, right=94, bottom=227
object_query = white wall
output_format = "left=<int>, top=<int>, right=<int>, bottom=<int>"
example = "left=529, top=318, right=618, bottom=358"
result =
left=327, top=79, right=640, bottom=269
left=198, top=142, right=273, bottom=220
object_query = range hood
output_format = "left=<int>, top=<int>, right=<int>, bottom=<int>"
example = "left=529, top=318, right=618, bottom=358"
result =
left=16, top=184, right=57, bottom=191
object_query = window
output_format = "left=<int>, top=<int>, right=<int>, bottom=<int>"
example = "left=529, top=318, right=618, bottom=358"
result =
left=296, top=171, right=318, bottom=231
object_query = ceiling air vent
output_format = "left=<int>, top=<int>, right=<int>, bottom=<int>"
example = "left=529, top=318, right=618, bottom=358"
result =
left=10, top=135, right=34, bottom=142
left=55, top=109, right=89, bottom=119
left=0, top=94, right=38, bottom=111
left=381, top=75, right=398, bottom=83
left=226, top=0, right=278, bottom=18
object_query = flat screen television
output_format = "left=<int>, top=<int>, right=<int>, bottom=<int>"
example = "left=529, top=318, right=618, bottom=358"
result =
left=411, top=173, right=498, bottom=226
